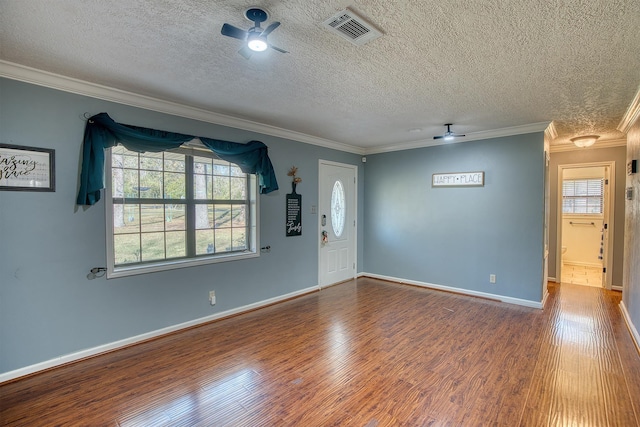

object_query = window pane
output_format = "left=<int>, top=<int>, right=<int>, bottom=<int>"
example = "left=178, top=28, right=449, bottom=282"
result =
left=195, top=204, right=211, bottom=229
left=165, top=204, right=186, bottom=231
left=574, top=181, right=588, bottom=196
left=164, top=172, right=185, bottom=199
left=230, top=177, right=246, bottom=200
left=562, top=199, right=574, bottom=214
left=194, top=173, right=212, bottom=200
left=141, top=233, right=165, bottom=262
left=215, top=205, right=231, bottom=228
left=164, top=152, right=185, bottom=172
left=563, top=182, right=575, bottom=197
left=230, top=165, right=243, bottom=177
left=114, top=147, right=139, bottom=169
left=166, top=231, right=186, bottom=259
left=140, top=171, right=163, bottom=198
left=215, top=228, right=232, bottom=252
left=232, top=228, right=247, bottom=251
left=140, top=152, right=163, bottom=171
left=114, top=234, right=140, bottom=265
left=194, top=156, right=212, bottom=174
left=196, top=229, right=214, bottom=255
left=232, top=205, right=246, bottom=227
left=213, top=176, right=230, bottom=200
left=114, top=204, right=140, bottom=234
left=141, top=205, right=165, bottom=232
left=124, top=169, right=139, bottom=198
left=331, top=180, right=346, bottom=237
left=213, top=161, right=229, bottom=176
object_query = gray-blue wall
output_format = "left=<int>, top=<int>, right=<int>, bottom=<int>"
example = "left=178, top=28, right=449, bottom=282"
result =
left=362, top=134, right=545, bottom=303
left=0, top=78, right=364, bottom=374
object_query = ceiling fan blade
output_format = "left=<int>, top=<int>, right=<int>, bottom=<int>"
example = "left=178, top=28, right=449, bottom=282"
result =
left=238, top=45, right=253, bottom=59
left=269, top=44, right=288, bottom=54
left=221, top=23, right=247, bottom=40
left=261, top=21, right=280, bottom=37
left=433, top=136, right=444, bottom=140
left=453, top=134, right=466, bottom=137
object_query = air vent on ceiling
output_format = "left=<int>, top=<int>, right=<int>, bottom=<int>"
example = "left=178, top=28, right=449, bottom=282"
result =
left=321, top=8, right=382, bottom=46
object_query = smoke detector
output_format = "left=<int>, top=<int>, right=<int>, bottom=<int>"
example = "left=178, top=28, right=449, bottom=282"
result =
left=321, top=8, right=383, bottom=46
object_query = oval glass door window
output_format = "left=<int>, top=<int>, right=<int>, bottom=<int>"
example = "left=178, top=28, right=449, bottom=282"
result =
left=331, top=180, right=346, bottom=237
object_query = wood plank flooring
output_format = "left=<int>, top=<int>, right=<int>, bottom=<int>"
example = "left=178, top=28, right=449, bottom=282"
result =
left=1, top=278, right=639, bottom=426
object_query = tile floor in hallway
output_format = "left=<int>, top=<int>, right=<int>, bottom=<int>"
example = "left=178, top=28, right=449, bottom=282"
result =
left=561, top=263, right=603, bottom=287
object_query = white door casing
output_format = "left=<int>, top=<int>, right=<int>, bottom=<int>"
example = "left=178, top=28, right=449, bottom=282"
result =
left=318, top=160, right=357, bottom=288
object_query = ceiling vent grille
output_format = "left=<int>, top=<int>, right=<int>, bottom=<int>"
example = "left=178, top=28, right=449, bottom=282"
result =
left=321, top=8, right=382, bottom=46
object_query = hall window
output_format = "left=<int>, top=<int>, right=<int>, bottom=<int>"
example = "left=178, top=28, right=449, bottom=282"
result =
left=562, top=178, right=603, bottom=215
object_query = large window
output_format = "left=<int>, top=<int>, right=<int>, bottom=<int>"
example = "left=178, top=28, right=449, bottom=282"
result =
left=105, top=144, right=258, bottom=277
left=562, top=178, right=603, bottom=215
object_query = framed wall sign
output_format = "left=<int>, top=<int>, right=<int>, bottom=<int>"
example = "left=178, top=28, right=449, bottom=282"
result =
left=0, top=143, right=55, bottom=191
left=432, top=171, right=484, bottom=187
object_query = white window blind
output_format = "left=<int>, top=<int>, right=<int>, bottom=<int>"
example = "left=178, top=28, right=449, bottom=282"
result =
left=562, top=178, right=604, bottom=214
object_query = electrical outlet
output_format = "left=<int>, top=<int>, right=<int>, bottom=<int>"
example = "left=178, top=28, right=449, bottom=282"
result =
left=209, top=290, right=216, bottom=305
left=489, top=274, right=496, bottom=284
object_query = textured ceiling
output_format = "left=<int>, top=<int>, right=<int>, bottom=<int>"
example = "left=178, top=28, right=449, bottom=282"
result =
left=1, top=0, right=639, bottom=151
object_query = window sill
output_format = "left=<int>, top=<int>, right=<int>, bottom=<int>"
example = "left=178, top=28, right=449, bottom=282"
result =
left=562, top=214, right=604, bottom=220
left=107, top=251, right=259, bottom=279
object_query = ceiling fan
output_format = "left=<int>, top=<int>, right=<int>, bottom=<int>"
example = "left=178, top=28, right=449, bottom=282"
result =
left=433, top=123, right=466, bottom=141
left=221, top=7, right=288, bottom=59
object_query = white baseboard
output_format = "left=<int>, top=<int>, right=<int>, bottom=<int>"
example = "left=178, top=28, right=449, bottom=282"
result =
left=0, top=286, right=319, bottom=384
left=547, top=276, right=558, bottom=283
left=612, top=285, right=623, bottom=292
left=620, top=301, right=640, bottom=355
left=542, top=286, right=550, bottom=308
left=360, top=273, right=543, bottom=309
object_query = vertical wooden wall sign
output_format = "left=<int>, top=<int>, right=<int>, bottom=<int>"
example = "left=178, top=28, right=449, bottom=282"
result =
left=286, top=167, right=302, bottom=236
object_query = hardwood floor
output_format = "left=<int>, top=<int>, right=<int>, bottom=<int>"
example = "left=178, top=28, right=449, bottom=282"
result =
left=1, top=278, right=639, bottom=426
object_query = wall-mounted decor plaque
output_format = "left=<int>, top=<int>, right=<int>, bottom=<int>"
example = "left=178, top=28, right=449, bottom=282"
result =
left=0, top=144, right=55, bottom=191
left=432, top=171, right=484, bottom=187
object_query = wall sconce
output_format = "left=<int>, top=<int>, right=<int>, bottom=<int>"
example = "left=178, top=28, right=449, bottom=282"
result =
left=570, top=135, right=599, bottom=148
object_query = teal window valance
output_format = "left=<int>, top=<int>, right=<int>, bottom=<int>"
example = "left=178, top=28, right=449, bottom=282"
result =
left=77, top=113, right=278, bottom=205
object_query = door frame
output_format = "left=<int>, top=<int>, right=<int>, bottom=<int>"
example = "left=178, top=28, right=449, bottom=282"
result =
left=318, top=159, right=358, bottom=288
left=556, top=161, right=615, bottom=289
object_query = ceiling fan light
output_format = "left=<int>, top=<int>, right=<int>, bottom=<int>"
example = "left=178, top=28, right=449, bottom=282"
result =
left=443, top=134, right=455, bottom=141
left=571, top=135, right=599, bottom=148
left=247, top=34, right=268, bottom=52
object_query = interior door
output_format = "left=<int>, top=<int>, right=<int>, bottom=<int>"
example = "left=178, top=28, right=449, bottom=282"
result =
left=318, top=161, right=357, bottom=287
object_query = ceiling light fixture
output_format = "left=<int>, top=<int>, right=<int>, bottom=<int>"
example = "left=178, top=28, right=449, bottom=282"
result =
left=247, top=32, right=268, bottom=52
left=570, top=135, right=599, bottom=148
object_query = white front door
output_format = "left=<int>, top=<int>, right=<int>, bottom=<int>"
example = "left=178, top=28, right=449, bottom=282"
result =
left=318, top=160, right=357, bottom=287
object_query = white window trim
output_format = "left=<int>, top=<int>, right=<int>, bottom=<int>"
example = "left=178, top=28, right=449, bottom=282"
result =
left=104, top=145, right=259, bottom=279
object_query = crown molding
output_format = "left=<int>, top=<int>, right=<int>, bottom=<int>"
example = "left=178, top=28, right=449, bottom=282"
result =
left=0, top=60, right=365, bottom=155
left=365, top=121, right=551, bottom=155
left=544, top=121, right=558, bottom=140
left=549, top=138, right=627, bottom=153
left=618, top=85, right=640, bottom=133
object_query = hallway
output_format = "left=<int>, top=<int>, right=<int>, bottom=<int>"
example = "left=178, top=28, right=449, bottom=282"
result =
left=561, top=264, right=603, bottom=288
left=522, top=282, right=639, bottom=425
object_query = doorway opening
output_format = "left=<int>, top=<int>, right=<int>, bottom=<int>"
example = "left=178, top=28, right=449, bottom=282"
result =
left=556, top=162, right=615, bottom=289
